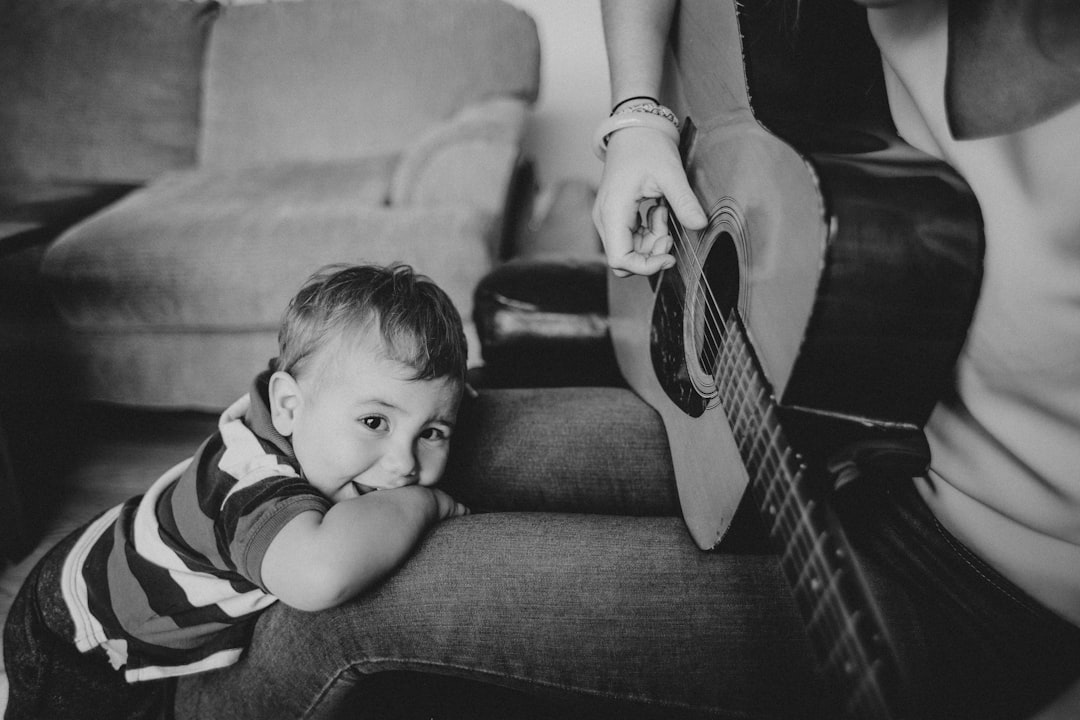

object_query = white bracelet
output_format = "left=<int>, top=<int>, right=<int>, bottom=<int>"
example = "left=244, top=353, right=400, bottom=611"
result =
left=593, top=110, right=680, bottom=160
left=611, top=101, right=679, bottom=127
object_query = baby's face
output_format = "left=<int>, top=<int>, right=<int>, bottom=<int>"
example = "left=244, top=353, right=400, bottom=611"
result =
left=272, top=335, right=461, bottom=503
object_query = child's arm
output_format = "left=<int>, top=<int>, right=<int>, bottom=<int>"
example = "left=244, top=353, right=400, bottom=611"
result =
left=260, top=486, right=467, bottom=612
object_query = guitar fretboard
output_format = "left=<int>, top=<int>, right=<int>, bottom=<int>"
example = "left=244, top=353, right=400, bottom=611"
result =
left=706, top=301, right=900, bottom=719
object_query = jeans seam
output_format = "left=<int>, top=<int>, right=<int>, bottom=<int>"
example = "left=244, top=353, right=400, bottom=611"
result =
left=301, top=657, right=759, bottom=720
left=928, top=512, right=1044, bottom=617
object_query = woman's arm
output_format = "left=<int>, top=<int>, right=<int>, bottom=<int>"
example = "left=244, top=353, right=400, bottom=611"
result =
left=593, top=0, right=707, bottom=277
left=600, top=0, right=676, bottom=107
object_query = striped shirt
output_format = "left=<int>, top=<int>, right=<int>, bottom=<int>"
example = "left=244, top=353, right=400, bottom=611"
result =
left=60, top=371, right=331, bottom=682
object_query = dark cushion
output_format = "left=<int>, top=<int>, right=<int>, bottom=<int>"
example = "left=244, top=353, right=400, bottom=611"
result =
left=472, top=257, right=623, bottom=388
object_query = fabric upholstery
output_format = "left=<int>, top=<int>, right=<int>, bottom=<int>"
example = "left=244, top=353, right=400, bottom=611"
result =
left=3, top=0, right=539, bottom=408
left=42, top=158, right=492, bottom=326
left=390, top=98, right=530, bottom=215
left=39, top=159, right=497, bottom=407
left=199, top=0, right=540, bottom=167
left=60, top=329, right=278, bottom=415
left=0, top=0, right=214, bottom=184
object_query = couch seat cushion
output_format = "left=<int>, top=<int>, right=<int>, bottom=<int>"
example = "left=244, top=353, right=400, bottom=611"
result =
left=41, top=158, right=496, bottom=341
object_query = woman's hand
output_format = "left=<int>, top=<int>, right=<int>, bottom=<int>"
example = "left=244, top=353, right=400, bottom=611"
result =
left=592, top=126, right=707, bottom=277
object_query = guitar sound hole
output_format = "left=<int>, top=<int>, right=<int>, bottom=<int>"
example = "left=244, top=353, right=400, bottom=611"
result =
left=693, top=231, right=740, bottom=380
left=651, top=220, right=742, bottom=418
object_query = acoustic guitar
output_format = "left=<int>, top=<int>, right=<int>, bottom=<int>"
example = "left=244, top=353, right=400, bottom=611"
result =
left=607, top=1, right=984, bottom=717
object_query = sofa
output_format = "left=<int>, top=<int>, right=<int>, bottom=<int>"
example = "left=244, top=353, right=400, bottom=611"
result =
left=0, top=0, right=540, bottom=410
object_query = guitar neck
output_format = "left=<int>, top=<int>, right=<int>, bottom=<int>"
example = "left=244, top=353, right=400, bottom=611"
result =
left=710, top=307, right=902, bottom=719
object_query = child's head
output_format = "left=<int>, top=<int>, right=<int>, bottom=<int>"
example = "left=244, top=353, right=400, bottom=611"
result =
left=268, top=263, right=468, bottom=502
left=275, top=263, right=468, bottom=388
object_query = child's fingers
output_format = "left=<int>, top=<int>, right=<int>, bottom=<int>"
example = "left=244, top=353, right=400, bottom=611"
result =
left=430, top=487, right=469, bottom=519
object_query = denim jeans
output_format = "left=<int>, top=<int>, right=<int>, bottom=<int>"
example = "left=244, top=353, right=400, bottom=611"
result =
left=159, top=386, right=1078, bottom=720
left=4, top=523, right=173, bottom=720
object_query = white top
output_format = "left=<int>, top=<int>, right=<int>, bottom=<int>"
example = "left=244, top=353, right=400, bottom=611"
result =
left=867, top=0, right=1080, bottom=628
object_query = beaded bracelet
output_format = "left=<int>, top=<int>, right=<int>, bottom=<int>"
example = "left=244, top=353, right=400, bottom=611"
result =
left=610, top=95, right=660, bottom=115
left=612, top=101, right=679, bottom=128
left=593, top=103, right=680, bottom=160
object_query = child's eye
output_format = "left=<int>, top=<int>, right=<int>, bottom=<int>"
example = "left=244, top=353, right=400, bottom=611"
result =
left=360, top=416, right=388, bottom=431
left=421, top=427, right=449, bottom=442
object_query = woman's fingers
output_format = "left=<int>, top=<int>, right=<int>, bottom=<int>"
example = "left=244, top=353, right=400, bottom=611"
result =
left=594, top=128, right=699, bottom=276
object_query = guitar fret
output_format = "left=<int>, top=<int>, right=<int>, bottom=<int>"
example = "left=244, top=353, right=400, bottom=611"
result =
left=764, top=468, right=799, bottom=537
left=747, top=409, right=781, bottom=477
left=708, top=315, right=897, bottom=718
left=801, top=557, right=846, bottom=639
left=780, top=496, right=816, bottom=560
left=764, top=458, right=807, bottom=534
left=823, top=608, right=872, bottom=679
left=758, top=448, right=795, bottom=532
left=736, top=387, right=766, bottom=456
left=785, top=504, right=854, bottom=627
left=792, top=528, right=832, bottom=598
left=848, top=658, right=891, bottom=718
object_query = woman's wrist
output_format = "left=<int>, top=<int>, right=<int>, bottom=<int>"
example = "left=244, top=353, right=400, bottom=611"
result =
left=593, top=102, right=680, bottom=159
left=610, top=95, right=660, bottom=115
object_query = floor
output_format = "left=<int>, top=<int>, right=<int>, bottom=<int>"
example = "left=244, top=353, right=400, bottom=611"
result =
left=0, top=402, right=219, bottom=714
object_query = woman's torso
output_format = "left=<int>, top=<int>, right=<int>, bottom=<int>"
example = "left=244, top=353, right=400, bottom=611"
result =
left=866, top=0, right=1080, bottom=627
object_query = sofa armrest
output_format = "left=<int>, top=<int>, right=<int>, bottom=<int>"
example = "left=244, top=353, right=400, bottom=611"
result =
left=389, top=98, right=530, bottom=215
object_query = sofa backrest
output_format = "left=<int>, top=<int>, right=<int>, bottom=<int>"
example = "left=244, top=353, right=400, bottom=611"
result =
left=0, top=0, right=214, bottom=184
left=198, top=0, right=540, bottom=167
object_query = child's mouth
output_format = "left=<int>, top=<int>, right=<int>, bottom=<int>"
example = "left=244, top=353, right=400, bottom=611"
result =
left=352, top=481, right=380, bottom=495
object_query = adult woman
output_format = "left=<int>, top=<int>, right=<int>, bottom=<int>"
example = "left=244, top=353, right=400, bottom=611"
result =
left=174, top=2, right=1080, bottom=718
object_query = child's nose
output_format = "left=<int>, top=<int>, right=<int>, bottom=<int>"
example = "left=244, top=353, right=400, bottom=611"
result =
left=381, top=443, right=419, bottom=484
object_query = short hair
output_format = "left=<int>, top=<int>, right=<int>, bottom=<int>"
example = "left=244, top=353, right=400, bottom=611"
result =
left=275, top=263, right=467, bottom=386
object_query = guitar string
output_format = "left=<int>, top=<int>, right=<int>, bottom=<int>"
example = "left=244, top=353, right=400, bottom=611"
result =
left=710, top=253, right=887, bottom=701
left=672, top=221, right=892, bottom=710
left=665, top=217, right=882, bottom=692
left=668, top=232, right=886, bottom=711
left=665, top=218, right=830, bottom=572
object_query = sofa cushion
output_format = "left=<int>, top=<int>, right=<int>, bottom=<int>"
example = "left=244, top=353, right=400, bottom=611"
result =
left=0, top=0, right=214, bottom=184
left=41, top=157, right=495, bottom=344
left=199, top=0, right=540, bottom=167
left=389, top=98, right=530, bottom=216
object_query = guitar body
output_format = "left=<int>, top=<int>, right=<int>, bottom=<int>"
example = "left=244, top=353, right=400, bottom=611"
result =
left=610, top=0, right=983, bottom=549
left=608, top=1, right=984, bottom=716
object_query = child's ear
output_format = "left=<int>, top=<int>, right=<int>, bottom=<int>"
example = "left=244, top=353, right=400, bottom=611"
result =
left=268, top=370, right=302, bottom=437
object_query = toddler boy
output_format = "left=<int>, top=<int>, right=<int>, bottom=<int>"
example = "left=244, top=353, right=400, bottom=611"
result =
left=3, top=263, right=470, bottom=719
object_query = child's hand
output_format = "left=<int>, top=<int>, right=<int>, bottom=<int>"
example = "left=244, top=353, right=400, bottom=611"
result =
left=263, top=485, right=468, bottom=611
left=426, top=486, right=470, bottom=520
